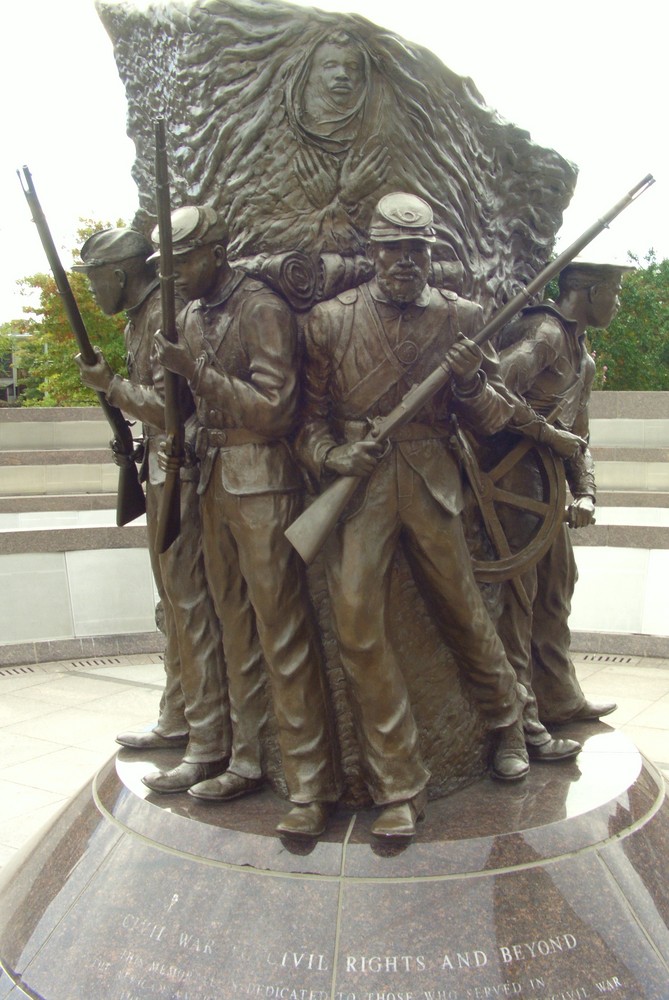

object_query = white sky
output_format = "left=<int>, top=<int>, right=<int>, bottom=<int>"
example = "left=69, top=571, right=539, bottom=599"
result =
left=1, top=0, right=667, bottom=322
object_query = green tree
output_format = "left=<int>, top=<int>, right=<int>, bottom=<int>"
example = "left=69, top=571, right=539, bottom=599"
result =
left=11, top=220, right=128, bottom=406
left=588, top=250, right=669, bottom=391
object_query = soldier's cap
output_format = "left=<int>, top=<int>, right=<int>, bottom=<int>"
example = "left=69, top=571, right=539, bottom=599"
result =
left=149, top=205, right=227, bottom=260
left=368, top=192, right=437, bottom=243
left=559, top=258, right=636, bottom=289
left=72, top=228, right=153, bottom=271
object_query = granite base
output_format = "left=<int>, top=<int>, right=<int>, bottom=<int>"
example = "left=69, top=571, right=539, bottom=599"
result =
left=0, top=724, right=668, bottom=999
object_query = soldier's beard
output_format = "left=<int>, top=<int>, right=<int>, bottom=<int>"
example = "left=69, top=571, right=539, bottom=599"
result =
left=376, top=267, right=427, bottom=306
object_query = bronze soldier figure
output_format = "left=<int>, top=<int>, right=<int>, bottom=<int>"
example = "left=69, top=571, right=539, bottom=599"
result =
left=73, top=228, right=230, bottom=791
left=297, top=192, right=527, bottom=839
left=152, top=206, right=340, bottom=838
left=495, top=260, right=631, bottom=728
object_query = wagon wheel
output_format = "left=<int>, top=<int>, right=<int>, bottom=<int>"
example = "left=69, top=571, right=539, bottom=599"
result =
left=452, top=425, right=566, bottom=613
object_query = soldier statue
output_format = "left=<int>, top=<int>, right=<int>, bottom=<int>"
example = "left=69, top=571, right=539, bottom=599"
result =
left=296, top=192, right=529, bottom=838
left=74, top=227, right=231, bottom=792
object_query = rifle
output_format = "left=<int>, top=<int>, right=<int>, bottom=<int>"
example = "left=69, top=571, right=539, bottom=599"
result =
left=153, top=117, right=184, bottom=554
left=285, top=173, right=656, bottom=564
left=18, top=165, right=146, bottom=528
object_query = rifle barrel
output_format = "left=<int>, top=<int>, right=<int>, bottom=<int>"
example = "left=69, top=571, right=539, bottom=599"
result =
left=473, top=173, right=656, bottom=347
left=17, top=165, right=145, bottom=527
left=154, top=117, right=184, bottom=554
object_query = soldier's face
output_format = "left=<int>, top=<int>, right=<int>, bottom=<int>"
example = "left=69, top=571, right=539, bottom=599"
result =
left=587, top=280, right=622, bottom=328
left=173, top=245, right=220, bottom=301
left=371, top=239, right=431, bottom=305
left=309, top=43, right=365, bottom=106
left=87, top=265, right=126, bottom=316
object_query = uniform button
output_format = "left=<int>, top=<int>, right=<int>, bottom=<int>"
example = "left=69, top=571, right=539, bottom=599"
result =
left=209, top=410, right=217, bottom=421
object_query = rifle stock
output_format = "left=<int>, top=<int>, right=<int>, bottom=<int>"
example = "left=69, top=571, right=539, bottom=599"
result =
left=17, top=166, right=145, bottom=527
left=153, top=117, right=184, bottom=554
left=285, top=173, right=655, bottom=564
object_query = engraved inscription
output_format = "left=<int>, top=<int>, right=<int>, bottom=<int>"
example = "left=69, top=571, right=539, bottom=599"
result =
left=594, top=978, right=623, bottom=993
left=267, top=952, right=329, bottom=971
left=346, top=956, right=426, bottom=973
left=121, top=913, right=167, bottom=941
left=499, top=934, right=577, bottom=964
left=92, top=924, right=630, bottom=1000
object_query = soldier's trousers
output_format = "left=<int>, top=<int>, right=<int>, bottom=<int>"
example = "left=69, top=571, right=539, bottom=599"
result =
left=497, top=523, right=588, bottom=729
left=324, top=451, right=520, bottom=806
left=146, top=477, right=230, bottom=762
left=200, top=456, right=339, bottom=804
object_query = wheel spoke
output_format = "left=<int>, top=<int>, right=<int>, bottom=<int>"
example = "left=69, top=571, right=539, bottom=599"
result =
left=477, top=500, right=513, bottom=558
left=490, top=487, right=552, bottom=516
left=486, top=438, right=534, bottom=483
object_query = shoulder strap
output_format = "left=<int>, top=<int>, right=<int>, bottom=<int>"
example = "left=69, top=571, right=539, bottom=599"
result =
left=341, top=284, right=417, bottom=417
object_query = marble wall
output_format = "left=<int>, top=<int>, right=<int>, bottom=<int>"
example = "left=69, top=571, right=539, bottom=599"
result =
left=0, top=395, right=667, bottom=662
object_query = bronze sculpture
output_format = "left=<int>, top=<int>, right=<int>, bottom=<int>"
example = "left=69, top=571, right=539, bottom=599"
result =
left=73, top=227, right=231, bottom=792
left=296, top=192, right=532, bottom=836
left=54, top=0, right=650, bottom=839
left=494, top=260, right=634, bottom=729
left=152, top=205, right=341, bottom=838
left=6, top=8, right=668, bottom=999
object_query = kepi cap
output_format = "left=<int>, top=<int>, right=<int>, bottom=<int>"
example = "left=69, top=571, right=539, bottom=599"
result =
left=560, top=257, right=636, bottom=289
left=72, top=228, right=153, bottom=271
left=368, top=192, right=436, bottom=243
left=149, top=205, right=227, bottom=260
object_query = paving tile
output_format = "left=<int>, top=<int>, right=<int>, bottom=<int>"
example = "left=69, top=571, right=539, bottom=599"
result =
left=0, top=799, right=69, bottom=851
left=0, top=746, right=106, bottom=797
left=2, top=706, right=143, bottom=747
left=0, top=730, right=67, bottom=768
left=14, top=674, right=137, bottom=706
left=0, top=692, right=73, bottom=728
left=0, top=669, right=69, bottom=694
left=0, top=779, right=64, bottom=822
left=625, top=693, right=669, bottom=731
left=621, top=725, right=669, bottom=769
left=88, top=666, right=165, bottom=688
left=577, top=670, right=669, bottom=702
left=82, top=688, right=163, bottom=716
left=596, top=663, right=669, bottom=681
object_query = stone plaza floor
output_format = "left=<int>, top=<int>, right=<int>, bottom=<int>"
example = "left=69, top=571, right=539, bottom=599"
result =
left=1, top=651, right=668, bottom=871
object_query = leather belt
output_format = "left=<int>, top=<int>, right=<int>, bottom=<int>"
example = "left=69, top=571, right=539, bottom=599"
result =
left=198, top=426, right=272, bottom=449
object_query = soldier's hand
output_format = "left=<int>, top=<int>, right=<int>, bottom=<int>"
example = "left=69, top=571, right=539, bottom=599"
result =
left=542, top=425, right=588, bottom=460
left=446, top=333, right=483, bottom=389
left=324, top=440, right=387, bottom=477
left=74, top=347, right=114, bottom=393
left=567, top=495, right=595, bottom=529
left=154, top=331, right=195, bottom=381
left=157, top=442, right=181, bottom=475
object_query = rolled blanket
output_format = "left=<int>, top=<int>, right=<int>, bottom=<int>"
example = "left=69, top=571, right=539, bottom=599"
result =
left=317, top=254, right=373, bottom=300
left=234, top=251, right=318, bottom=312
left=430, top=259, right=465, bottom=294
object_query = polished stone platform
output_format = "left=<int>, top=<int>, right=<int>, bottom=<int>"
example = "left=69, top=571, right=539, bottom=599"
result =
left=0, top=724, right=668, bottom=999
